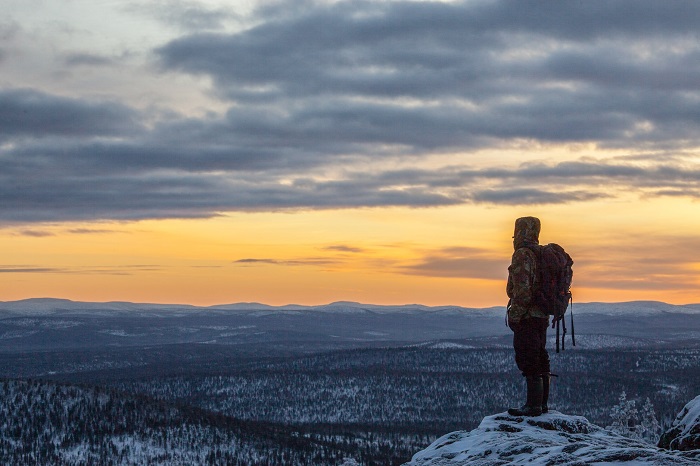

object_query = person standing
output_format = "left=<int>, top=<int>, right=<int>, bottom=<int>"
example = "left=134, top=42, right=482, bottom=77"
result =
left=506, top=216, right=551, bottom=417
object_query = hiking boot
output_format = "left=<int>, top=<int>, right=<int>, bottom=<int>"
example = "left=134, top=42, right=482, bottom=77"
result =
left=541, top=373, right=550, bottom=414
left=508, top=375, right=543, bottom=417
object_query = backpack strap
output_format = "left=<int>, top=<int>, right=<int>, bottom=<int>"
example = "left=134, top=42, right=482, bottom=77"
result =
left=570, top=295, right=576, bottom=347
left=524, top=243, right=543, bottom=295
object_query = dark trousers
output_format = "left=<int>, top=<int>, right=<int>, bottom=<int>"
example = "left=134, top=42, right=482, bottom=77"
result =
left=513, top=317, right=550, bottom=377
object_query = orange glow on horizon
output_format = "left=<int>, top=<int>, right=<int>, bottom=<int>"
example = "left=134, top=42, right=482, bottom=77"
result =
left=2, top=198, right=700, bottom=307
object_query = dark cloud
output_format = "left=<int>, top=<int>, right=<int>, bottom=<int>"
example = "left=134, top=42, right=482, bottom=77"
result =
left=0, top=178, right=438, bottom=224
left=402, top=246, right=507, bottom=280
left=0, top=265, right=163, bottom=275
left=655, top=189, right=700, bottom=198
left=0, top=267, right=62, bottom=273
left=233, top=257, right=338, bottom=267
left=573, top=234, right=700, bottom=291
left=3, top=138, right=700, bottom=223
left=404, top=233, right=700, bottom=289
left=0, top=89, right=142, bottom=141
left=157, top=0, right=700, bottom=147
left=17, top=230, right=54, bottom=237
left=67, top=228, right=120, bottom=235
left=4, top=1, right=700, bottom=223
left=234, top=258, right=280, bottom=265
left=322, top=245, right=365, bottom=254
left=470, top=188, right=610, bottom=205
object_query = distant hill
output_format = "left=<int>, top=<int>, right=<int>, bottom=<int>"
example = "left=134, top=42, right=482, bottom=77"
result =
left=2, top=297, right=700, bottom=315
left=1, top=299, right=700, bottom=354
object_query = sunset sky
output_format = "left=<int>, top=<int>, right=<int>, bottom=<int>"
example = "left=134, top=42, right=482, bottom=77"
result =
left=2, top=0, right=700, bottom=307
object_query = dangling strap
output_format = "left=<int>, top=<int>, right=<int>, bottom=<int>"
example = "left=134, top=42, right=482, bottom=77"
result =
left=570, top=296, right=576, bottom=347
left=555, top=318, right=560, bottom=353
left=561, top=310, right=567, bottom=351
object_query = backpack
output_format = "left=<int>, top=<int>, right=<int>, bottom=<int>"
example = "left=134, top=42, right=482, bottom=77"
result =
left=527, top=243, right=574, bottom=352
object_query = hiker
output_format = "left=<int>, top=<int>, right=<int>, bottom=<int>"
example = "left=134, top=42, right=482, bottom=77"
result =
left=506, top=216, right=550, bottom=417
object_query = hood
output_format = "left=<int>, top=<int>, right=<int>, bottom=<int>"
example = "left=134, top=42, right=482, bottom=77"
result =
left=513, top=216, right=540, bottom=249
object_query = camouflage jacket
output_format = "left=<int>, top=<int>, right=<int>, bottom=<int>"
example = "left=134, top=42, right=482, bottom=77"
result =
left=506, top=246, right=547, bottom=323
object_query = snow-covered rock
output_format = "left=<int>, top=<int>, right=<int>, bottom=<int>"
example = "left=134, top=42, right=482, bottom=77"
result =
left=658, top=394, right=700, bottom=451
left=404, top=411, right=699, bottom=465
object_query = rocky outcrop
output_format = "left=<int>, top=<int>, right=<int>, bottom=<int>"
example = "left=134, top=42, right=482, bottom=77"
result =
left=658, top=394, right=700, bottom=451
left=404, top=411, right=699, bottom=465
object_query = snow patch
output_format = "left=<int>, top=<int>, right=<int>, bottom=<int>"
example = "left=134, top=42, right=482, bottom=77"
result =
left=7, top=318, right=82, bottom=329
left=407, top=341, right=478, bottom=349
left=98, top=330, right=145, bottom=337
left=405, top=411, right=699, bottom=465
left=0, top=330, right=39, bottom=339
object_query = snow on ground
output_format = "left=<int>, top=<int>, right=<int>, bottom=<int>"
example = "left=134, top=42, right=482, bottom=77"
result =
left=659, top=395, right=700, bottom=451
left=407, top=341, right=478, bottom=349
left=0, top=330, right=39, bottom=340
left=547, top=334, right=661, bottom=349
left=98, top=329, right=146, bottom=337
left=405, top=411, right=699, bottom=465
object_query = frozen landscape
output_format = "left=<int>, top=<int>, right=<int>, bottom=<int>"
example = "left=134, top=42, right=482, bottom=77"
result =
left=1, top=299, right=699, bottom=464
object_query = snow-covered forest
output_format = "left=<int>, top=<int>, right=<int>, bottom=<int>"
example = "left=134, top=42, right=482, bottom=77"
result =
left=111, top=347, right=700, bottom=430
left=2, top=346, right=697, bottom=464
left=0, top=379, right=364, bottom=465
left=1, top=301, right=700, bottom=464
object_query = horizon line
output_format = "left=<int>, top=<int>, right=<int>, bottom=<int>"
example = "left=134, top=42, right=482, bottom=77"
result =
left=2, top=297, right=699, bottom=309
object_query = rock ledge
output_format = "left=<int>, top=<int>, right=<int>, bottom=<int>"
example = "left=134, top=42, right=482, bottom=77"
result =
left=405, top=411, right=699, bottom=465
left=658, top=394, right=700, bottom=452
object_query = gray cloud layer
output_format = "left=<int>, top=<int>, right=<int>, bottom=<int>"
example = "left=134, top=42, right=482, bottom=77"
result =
left=0, top=89, right=141, bottom=141
left=159, top=0, right=700, bottom=146
left=4, top=1, right=700, bottom=223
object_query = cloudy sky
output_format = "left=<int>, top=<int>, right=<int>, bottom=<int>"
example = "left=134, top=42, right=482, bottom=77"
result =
left=2, top=0, right=700, bottom=306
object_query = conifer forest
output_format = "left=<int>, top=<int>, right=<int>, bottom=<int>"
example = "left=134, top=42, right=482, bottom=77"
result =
left=1, top=302, right=699, bottom=464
